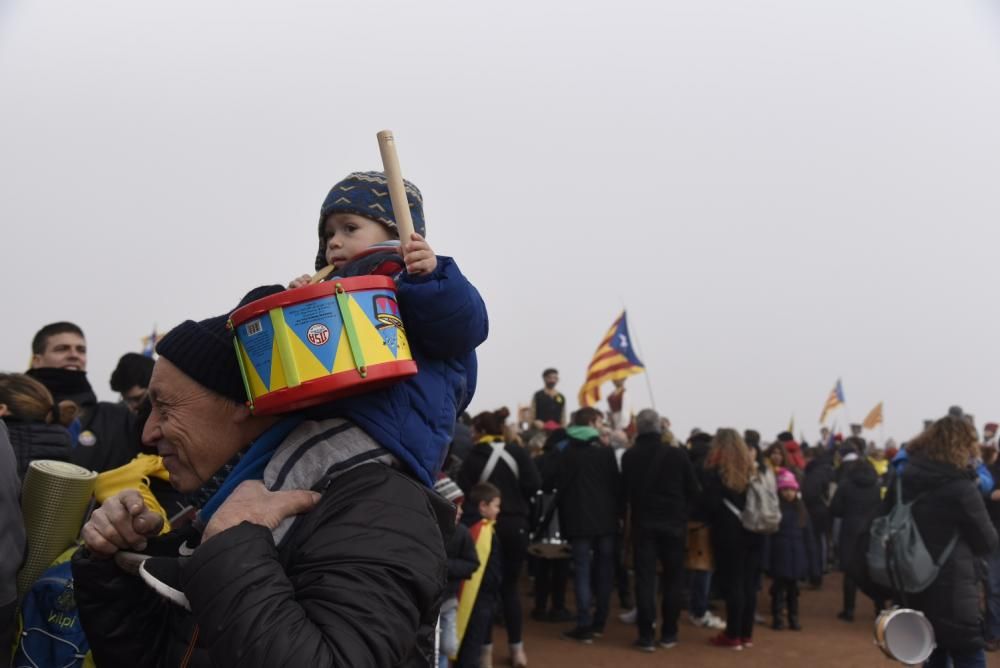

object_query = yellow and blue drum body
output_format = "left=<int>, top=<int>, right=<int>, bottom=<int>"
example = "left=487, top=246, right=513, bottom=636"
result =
left=228, top=276, right=418, bottom=415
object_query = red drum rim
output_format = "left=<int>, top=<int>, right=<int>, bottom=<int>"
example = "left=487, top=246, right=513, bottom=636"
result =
left=249, top=359, right=418, bottom=415
left=230, top=275, right=397, bottom=325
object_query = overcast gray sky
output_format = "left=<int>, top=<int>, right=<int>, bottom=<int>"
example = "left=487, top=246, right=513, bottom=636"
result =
left=3, top=0, right=999, bottom=444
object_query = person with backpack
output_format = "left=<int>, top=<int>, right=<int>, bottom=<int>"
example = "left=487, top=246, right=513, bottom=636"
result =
left=830, top=449, right=883, bottom=622
left=873, top=416, right=998, bottom=668
left=456, top=408, right=541, bottom=668
left=701, top=428, right=773, bottom=651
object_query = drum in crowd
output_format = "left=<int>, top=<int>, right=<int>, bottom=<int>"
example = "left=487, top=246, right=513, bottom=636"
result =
left=528, top=490, right=570, bottom=559
left=873, top=607, right=935, bottom=666
left=229, top=276, right=418, bottom=415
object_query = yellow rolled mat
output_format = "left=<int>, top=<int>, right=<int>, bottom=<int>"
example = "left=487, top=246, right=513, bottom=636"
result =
left=16, top=460, right=97, bottom=598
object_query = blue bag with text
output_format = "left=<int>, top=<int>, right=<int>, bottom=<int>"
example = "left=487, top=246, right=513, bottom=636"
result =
left=13, top=547, right=94, bottom=668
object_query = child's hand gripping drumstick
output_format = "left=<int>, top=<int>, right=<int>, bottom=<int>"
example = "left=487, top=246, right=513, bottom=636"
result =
left=378, top=130, right=436, bottom=276
left=287, top=265, right=334, bottom=289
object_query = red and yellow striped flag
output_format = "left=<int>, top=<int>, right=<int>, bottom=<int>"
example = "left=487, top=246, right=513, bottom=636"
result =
left=578, top=312, right=645, bottom=408
left=819, top=379, right=845, bottom=424
left=453, top=518, right=495, bottom=659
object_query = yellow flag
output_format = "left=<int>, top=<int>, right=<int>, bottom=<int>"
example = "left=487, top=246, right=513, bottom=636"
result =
left=862, top=402, right=883, bottom=430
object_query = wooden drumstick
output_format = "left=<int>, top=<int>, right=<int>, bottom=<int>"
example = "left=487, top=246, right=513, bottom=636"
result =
left=376, top=130, right=416, bottom=246
left=308, top=265, right=335, bottom=284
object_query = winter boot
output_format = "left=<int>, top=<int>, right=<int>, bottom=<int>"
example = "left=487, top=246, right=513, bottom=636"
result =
left=787, top=590, right=802, bottom=631
left=771, top=587, right=786, bottom=631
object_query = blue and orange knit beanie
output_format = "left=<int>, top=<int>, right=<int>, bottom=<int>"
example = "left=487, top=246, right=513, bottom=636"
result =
left=315, top=171, right=425, bottom=271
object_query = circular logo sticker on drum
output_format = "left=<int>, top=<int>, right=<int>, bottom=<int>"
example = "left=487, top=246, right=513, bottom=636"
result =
left=307, top=323, right=330, bottom=346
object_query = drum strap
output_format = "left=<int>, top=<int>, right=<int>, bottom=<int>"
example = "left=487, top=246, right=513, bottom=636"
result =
left=480, top=442, right=519, bottom=483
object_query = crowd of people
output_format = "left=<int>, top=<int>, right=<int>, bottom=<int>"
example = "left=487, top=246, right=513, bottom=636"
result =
left=429, top=370, right=1000, bottom=668
left=1, top=168, right=998, bottom=668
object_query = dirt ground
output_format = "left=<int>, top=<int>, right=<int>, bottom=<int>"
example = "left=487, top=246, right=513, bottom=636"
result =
left=496, top=572, right=1000, bottom=668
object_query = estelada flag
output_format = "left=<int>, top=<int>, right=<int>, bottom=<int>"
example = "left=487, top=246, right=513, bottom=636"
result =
left=141, top=326, right=160, bottom=358
left=578, top=311, right=645, bottom=408
left=453, top=518, right=495, bottom=660
left=819, top=379, right=845, bottom=424
left=862, top=402, right=884, bottom=430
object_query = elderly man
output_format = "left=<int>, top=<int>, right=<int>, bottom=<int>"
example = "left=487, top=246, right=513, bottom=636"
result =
left=72, top=279, right=486, bottom=667
left=622, top=409, right=700, bottom=652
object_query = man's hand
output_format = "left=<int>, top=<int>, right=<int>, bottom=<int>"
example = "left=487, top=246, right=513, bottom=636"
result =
left=202, top=480, right=321, bottom=542
left=401, top=232, right=438, bottom=276
left=81, top=490, right=164, bottom=559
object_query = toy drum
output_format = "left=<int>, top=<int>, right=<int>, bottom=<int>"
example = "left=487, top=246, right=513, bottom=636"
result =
left=873, top=607, right=935, bottom=666
left=228, top=276, right=417, bottom=415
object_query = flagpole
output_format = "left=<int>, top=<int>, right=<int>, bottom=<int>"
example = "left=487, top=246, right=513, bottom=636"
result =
left=623, top=307, right=657, bottom=411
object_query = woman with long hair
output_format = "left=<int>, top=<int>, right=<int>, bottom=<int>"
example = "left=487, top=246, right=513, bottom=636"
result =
left=0, top=373, right=77, bottom=478
left=701, top=428, right=763, bottom=650
left=890, top=416, right=998, bottom=668
left=456, top=408, right=541, bottom=668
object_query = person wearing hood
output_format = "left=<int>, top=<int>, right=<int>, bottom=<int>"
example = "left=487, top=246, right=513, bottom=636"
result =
left=830, top=449, right=883, bottom=622
left=556, top=407, right=623, bottom=644
left=886, top=416, right=999, bottom=667
left=27, top=322, right=138, bottom=473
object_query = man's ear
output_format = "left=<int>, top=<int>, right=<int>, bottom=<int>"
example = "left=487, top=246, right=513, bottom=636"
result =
left=0, top=402, right=8, bottom=418
left=30, top=354, right=42, bottom=369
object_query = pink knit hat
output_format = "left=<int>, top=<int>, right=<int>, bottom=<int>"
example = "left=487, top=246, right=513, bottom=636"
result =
left=776, top=468, right=799, bottom=492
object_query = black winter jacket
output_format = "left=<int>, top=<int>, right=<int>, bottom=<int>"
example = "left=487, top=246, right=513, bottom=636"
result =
left=445, top=522, right=480, bottom=598
left=986, top=460, right=1000, bottom=537
left=555, top=436, right=622, bottom=538
left=4, top=418, right=74, bottom=480
left=457, top=438, right=541, bottom=524
left=801, top=451, right=835, bottom=532
left=622, top=434, right=700, bottom=537
left=699, top=469, right=753, bottom=552
left=767, top=499, right=808, bottom=580
left=72, top=463, right=447, bottom=667
left=63, top=389, right=138, bottom=474
left=830, top=459, right=881, bottom=569
left=458, top=505, right=501, bottom=596
left=886, top=455, right=999, bottom=651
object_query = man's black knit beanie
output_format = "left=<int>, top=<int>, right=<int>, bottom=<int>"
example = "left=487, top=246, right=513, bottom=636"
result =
left=156, top=285, right=286, bottom=404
